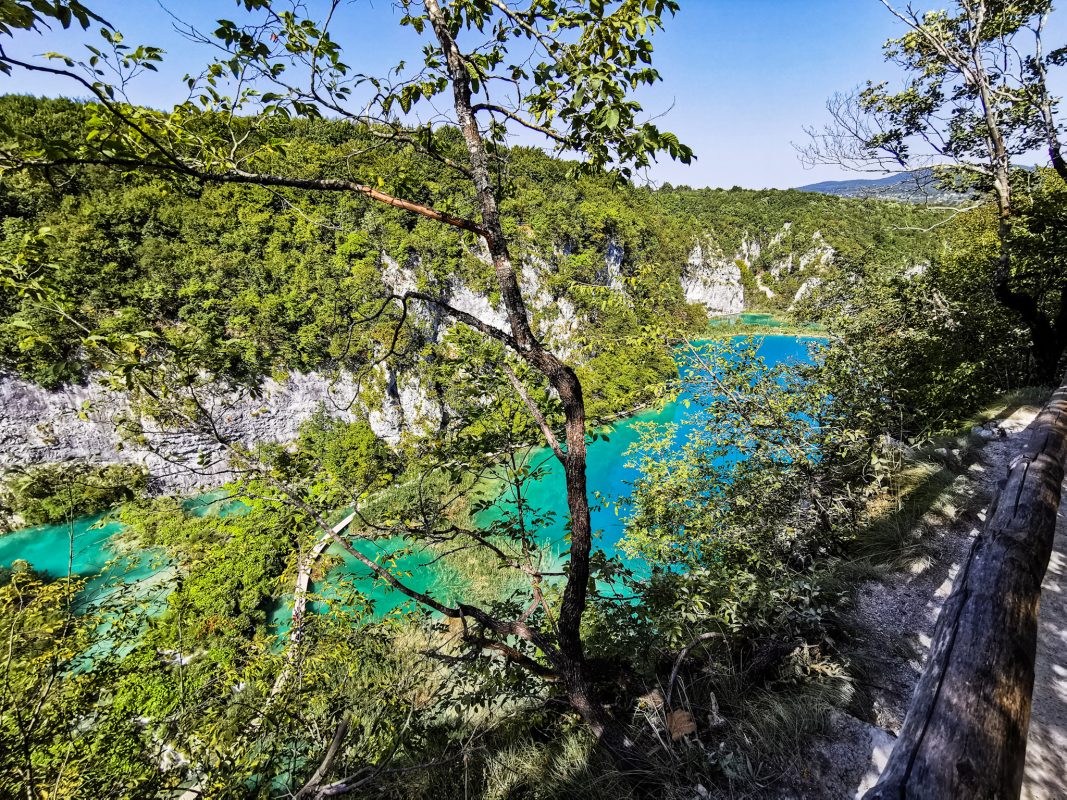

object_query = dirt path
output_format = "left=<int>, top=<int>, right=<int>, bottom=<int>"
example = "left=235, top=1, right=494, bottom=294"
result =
left=790, top=402, right=1067, bottom=799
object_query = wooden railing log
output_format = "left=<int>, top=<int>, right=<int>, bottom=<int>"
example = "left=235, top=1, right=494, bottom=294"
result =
left=864, top=377, right=1067, bottom=799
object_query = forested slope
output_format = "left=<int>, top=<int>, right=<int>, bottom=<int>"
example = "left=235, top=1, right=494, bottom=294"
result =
left=1, top=95, right=941, bottom=401
left=2, top=94, right=1060, bottom=800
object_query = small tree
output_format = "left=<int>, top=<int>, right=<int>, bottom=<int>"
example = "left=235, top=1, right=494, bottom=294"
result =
left=798, top=0, right=1067, bottom=381
left=0, top=0, right=693, bottom=781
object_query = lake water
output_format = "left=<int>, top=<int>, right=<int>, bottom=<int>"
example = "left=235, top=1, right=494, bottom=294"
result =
left=1, top=335, right=817, bottom=619
left=476, top=335, right=817, bottom=559
left=0, top=513, right=161, bottom=605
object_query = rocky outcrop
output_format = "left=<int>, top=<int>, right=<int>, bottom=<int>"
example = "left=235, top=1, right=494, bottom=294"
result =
left=726, top=227, right=835, bottom=300
left=0, top=369, right=437, bottom=492
left=800, top=230, right=834, bottom=271
left=790, top=277, right=822, bottom=308
left=0, top=250, right=587, bottom=493
left=0, top=252, right=582, bottom=493
left=680, top=225, right=837, bottom=316
left=0, top=227, right=833, bottom=492
left=754, top=273, right=777, bottom=300
left=681, top=241, right=744, bottom=315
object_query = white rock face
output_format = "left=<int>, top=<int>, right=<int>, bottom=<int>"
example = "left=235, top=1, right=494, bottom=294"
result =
left=0, top=369, right=437, bottom=492
left=681, top=242, right=745, bottom=315
left=2, top=226, right=842, bottom=491
left=679, top=226, right=836, bottom=316
left=0, top=378, right=123, bottom=469
left=0, top=255, right=592, bottom=492
left=800, top=231, right=834, bottom=271
left=754, top=273, right=777, bottom=300
left=731, top=227, right=835, bottom=292
left=444, top=285, right=510, bottom=332
left=738, top=235, right=762, bottom=266
left=365, top=365, right=443, bottom=444
left=790, top=277, right=823, bottom=308
left=380, top=254, right=418, bottom=296
left=905, top=262, right=929, bottom=279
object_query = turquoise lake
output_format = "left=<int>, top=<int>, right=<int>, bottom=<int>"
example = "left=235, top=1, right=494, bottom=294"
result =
left=0, top=335, right=818, bottom=619
left=475, top=335, right=817, bottom=562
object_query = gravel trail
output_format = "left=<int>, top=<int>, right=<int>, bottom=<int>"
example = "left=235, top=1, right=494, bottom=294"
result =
left=790, top=403, right=1067, bottom=799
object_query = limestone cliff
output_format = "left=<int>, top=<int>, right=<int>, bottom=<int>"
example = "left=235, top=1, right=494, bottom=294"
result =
left=0, top=369, right=436, bottom=492
left=3, top=228, right=833, bottom=491
left=681, top=241, right=745, bottom=315
left=0, top=257, right=586, bottom=492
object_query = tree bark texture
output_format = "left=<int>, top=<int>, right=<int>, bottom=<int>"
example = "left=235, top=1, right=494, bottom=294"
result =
left=422, top=0, right=649, bottom=781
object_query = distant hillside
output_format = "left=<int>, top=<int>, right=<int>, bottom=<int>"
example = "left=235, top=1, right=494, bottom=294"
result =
left=0, top=95, right=946, bottom=391
left=796, top=170, right=967, bottom=201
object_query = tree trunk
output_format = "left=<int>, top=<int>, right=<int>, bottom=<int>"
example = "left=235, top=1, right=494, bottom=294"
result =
left=987, top=152, right=1063, bottom=384
left=422, top=0, right=655, bottom=782
left=560, top=662, right=657, bottom=795
left=1032, top=10, right=1067, bottom=185
left=993, top=254, right=1062, bottom=384
left=971, top=25, right=1066, bottom=383
left=1031, top=329, right=1066, bottom=386
left=1048, top=145, right=1067, bottom=184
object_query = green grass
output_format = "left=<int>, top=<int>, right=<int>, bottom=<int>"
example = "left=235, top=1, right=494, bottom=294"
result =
left=842, top=386, right=1048, bottom=576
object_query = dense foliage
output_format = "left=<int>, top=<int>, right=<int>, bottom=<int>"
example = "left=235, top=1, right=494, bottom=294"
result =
left=1, top=462, right=147, bottom=528
left=794, top=171, right=1067, bottom=429
left=0, top=90, right=1059, bottom=798
left=797, top=0, right=1067, bottom=382
left=0, top=96, right=942, bottom=401
left=655, top=184, right=944, bottom=309
left=0, top=558, right=449, bottom=799
left=0, top=35, right=1064, bottom=800
left=4, top=0, right=1066, bottom=792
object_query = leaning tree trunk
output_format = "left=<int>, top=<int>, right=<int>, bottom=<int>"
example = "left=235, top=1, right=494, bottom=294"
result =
left=988, top=165, right=1063, bottom=384
left=422, top=0, right=654, bottom=782
left=865, top=375, right=1067, bottom=799
left=977, top=65, right=1063, bottom=384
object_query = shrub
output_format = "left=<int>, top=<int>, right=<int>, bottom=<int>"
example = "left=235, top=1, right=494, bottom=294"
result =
left=1, top=462, right=147, bottom=527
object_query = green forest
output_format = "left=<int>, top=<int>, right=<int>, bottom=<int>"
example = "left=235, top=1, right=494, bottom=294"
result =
left=1, top=1, right=1067, bottom=799
left=0, top=95, right=943, bottom=397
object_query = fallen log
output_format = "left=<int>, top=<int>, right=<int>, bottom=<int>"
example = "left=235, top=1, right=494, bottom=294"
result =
left=865, top=378, right=1067, bottom=799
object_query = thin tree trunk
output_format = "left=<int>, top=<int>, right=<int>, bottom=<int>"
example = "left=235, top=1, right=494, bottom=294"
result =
left=1032, top=9, right=1067, bottom=184
left=423, top=0, right=653, bottom=781
left=886, top=0, right=1066, bottom=383
left=961, top=4, right=1064, bottom=382
left=985, top=118, right=1061, bottom=382
left=561, top=662, right=655, bottom=790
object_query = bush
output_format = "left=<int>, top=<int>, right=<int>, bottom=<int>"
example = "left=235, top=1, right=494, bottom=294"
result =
left=1, top=462, right=148, bottom=528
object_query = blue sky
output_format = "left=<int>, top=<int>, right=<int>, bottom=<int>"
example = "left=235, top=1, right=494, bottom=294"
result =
left=4, top=1, right=1066, bottom=188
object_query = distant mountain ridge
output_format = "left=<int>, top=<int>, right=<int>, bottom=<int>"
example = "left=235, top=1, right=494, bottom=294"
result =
left=795, top=171, right=940, bottom=199
left=795, top=167, right=1048, bottom=202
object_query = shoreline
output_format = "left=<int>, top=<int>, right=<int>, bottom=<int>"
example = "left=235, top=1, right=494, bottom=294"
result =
left=0, top=324, right=811, bottom=541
